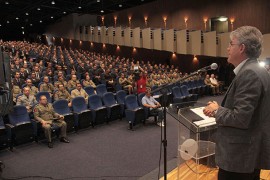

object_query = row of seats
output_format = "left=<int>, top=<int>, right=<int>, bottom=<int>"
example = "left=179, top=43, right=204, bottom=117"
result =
left=0, top=82, right=199, bottom=150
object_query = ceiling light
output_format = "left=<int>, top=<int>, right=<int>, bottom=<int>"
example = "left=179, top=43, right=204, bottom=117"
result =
left=5, top=1, right=9, bottom=5
left=21, top=27, right=24, bottom=29
left=26, top=12, right=29, bottom=15
left=63, top=11, right=66, bottom=14
left=40, top=20, right=42, bottom=23
left=100, top=10, right=104, bottom=13
left=7, top=21, right=9, bottom=23
left=78, top=6, right=82, bottom=9
left=119, top=4, right=122, bottom=7
left=51, top=16, right=54, bottom=19
left=51, top=1, right=55, bottom=5
left=30, top=24, right=33, bottom=26
left=16, top=17, right=19, bottom=20
left=22, top=31, right=24, bottom=35
left=97, top=0, right=100, bottom=2
left=0, top=24, right=2, bottom=27
left=218, top=17, right=228, bottom=22
left=37, top=8, right=41, bottom=10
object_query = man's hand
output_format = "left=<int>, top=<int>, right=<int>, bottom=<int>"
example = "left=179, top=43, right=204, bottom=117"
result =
left=203, top=101, right=219, bottom=117
left=58, top=115, right=64, bottom=120
left=41, top=120, right=51, bottom=126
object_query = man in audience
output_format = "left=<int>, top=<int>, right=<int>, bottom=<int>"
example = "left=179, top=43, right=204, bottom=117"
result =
left=39, top=76, right=54, bottom=95
left=17, top=87, right=37, bottom=113
left=67, top=74, right=80, bottom=92
left=209, top=74, right=220, bottom=94
left=71, top=83, right=89, bottom=103
left=34, top=95, right=69, bottom=148
left=25, top=79, right=38, bottom=96
left=12, top=72, right=25, bottom=88
left=142, top=88, right=164, bottom=127
left=204, top=74, right=219, bottom=95
left=54, top=84, right=72, bottom=107
left=119, top=73, right=133, bottom=94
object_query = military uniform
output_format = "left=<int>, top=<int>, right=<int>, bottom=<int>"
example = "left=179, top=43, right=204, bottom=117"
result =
left=67, top=80, right=80, bottom=90
left=54, top=89, right=71, bottom=102
left=54, top=80, right=68, bottom=89
left=17, top=94, right=37, bottom=112
left=83, top=80, right=96, bottom=88
left=40, top=83, right=54, bottom=94
left=12, top=85, right=21, bottom=103
left=33, top=103, right=67, bottom=142
left=71, top=88, right=89, bottom=102
left=27, top=85, right=38, bottom=96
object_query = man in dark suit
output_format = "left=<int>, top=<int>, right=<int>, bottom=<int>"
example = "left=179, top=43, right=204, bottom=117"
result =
left=203, top=26, right=270, bottom=180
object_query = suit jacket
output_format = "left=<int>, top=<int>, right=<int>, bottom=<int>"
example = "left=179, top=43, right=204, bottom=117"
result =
left=215, top=59, right=270, bottom=173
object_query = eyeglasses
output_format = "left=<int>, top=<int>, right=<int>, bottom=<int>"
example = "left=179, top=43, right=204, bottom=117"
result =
left=228, top=42, right=240, bottom=47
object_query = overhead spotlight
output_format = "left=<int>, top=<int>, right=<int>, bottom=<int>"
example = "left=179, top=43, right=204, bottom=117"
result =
left=0, top=24, right=2, bottom=27
left=16, top=17, right=19, bottom=20
left=119, top=4, right=122, bottom=7
left=100, top=10, right=104, bottom=13
left=30, top=24, right=33, bottom=26
left=51, top=1, right=55, bottom=5
left=78, top=6, right=82, bottom=9
left=7, top=21, right=9, bottom=24
left=37, top=8, right=41, bottom=10
left=51, top=16, right=54, bottom=19
left=21, top=26, right=24, bottom=29
left=40, top=20, right=42, bottom=23
left=25, top=12, right=29, bottom=15
left=63, top=11, right=66, bottom=14
left=22, top=31, right=24, bottom=35
left=97, top=0, right=100, bottom=2
left=5, top=1, right=9, bottom=5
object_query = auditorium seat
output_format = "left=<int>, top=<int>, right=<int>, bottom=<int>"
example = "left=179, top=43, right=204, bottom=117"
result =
left=88, top=94, right=108, bottom=125
left=53, top=99, right=75, bottom=133
left=102, top=92, right=122, bottom=121
left=71, top=96, right=92, bottom=130
left=115, top=90, right=127, bottom=116
left=125, top=95, right=145, bottom=130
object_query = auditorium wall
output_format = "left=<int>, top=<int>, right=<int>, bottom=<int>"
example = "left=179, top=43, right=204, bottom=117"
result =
left=45, top=13, right=97, bottom=39
left=102, top=0, right=270, bottom=34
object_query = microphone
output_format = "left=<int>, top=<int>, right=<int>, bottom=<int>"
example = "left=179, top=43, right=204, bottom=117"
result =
left=197, top=63, right=218, bottom=72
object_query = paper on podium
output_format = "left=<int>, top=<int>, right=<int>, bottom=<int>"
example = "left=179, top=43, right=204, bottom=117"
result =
left=190, top=107, right=216, bottom=127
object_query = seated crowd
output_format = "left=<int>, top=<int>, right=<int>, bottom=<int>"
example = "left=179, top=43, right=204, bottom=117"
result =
left=0, top=40, right=224, bottom=147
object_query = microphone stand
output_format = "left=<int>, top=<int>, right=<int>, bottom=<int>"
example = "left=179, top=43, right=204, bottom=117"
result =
left=151, top=70, right=202, bottom=180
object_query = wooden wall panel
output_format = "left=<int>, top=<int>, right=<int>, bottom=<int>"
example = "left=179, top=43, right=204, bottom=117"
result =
left=124, top=27, right=131, bottom=47
left=164, top=29, right=174, bottom=52
left=176, top=30, right=187, bottom=54
left=142, top=28, right=151, bottom=49
left=218, top=32, right=230, bottom=57
left=203, top=31, right=217, bottom=56
left=260, top=34, right=270, bottom=59
left=153, top=29, right=162, bottom=50
left=132, top=27, right=141, bottom=48
left=188, top=30, right=202, bottom=55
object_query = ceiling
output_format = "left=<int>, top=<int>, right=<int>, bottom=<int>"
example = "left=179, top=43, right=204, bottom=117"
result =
left=0, top=0, right=157, bottom=39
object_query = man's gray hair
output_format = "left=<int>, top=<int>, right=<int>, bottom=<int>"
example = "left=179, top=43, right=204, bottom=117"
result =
left=230, top=26, right=263, bottom=58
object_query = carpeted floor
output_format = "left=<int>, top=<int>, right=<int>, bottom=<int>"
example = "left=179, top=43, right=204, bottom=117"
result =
left=0, top=95, right=224, bottom=180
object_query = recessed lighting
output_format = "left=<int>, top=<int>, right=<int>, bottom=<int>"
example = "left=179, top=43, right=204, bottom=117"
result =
left=51, top=16, right=54, bottom=19
left=21, top=27, right=24, bottom=29
left=16, top=17, right=19, bottom=20
left=30, top=24, right=33, bottom=26
left=78, top=6, right=82, bottom=9
left=119, top=4, right=122, bottom=7
left=97, top=0, right=100, bottom=2
left=100, top=10, right=104, bottom=13
left=40, top=20, right=42, bottom=23
left=63, top=11, right=66, bottom=14
left=0, top=24, right=2, bottom=27
left=7, top=21, right=9, bottom=23
left=51, top=1, right=55, bottom=5
left=5, top=1, right=9, bottom=5
left=37, top=8, right=41, bottom=10
left=26, top=12, right=29, bottom=15
left=22, top=31, right=24, bottom=35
